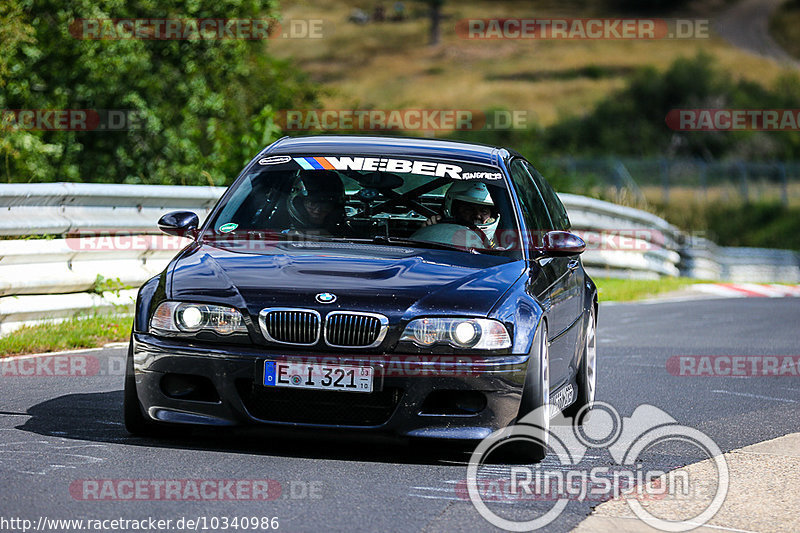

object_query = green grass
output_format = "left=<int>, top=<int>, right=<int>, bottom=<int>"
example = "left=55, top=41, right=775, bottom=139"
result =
left=0, top=313, right=132, bottom=357
left=595, top=277, right=704, bottom=302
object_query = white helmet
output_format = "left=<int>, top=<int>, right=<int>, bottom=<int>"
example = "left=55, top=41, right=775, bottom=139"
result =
left=444, top=182, right=493, bottom=215
left=443, top=181, right=499, bottom=242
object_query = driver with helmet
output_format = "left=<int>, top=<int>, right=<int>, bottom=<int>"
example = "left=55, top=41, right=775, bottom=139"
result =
left=416, top=181, right=499, bottom=247
left=286, top=170, right=350, bottom=235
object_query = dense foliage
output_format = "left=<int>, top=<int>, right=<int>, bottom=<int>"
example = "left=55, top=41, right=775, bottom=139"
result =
left=546, top=53, right=800, bottom=160
left=455, top=54, right=800, bottom=164
left=1, top=0, right=317, bottom=185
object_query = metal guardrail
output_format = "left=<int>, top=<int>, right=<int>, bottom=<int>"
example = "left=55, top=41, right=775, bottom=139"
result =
left=558, top=193, right=682, bottom=279
left=0, top=290, right=139, bottom=337
left=546, top=157, right=800, bottom=206
left=0, top=238, right=186, bottom=297
left=679, top=238, right=800, bottom=283
left=0, top=182, right=224, bottom=235
left=717, top=247, right=800, bottom=282
left=0, top=183, right=797, bottom=335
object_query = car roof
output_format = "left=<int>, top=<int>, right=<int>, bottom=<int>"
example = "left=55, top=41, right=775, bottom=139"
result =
left=261, top=135, right=519, bottom=167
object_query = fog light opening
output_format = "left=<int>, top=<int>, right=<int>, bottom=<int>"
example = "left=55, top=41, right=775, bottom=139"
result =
left=420, top=390, right=487, bottom=415
left=160, top=374, right=220, bottom=403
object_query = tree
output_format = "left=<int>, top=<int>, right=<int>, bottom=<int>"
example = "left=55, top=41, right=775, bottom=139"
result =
left=0, top=1, right=41, bottom=181
left=418, top=0, right=444, bottom=45
left=1, top=0, right=317, bottom=185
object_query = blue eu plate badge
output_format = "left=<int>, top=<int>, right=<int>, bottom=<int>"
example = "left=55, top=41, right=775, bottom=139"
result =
left=263, top=361, right=276, bottom=386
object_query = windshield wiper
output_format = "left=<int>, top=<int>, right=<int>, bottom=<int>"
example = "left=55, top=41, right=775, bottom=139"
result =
left=208, top=232, right=501, bottom=255
left=299, top=234, right=498, bottom=254
left=371, top=236, right=489, bottom=254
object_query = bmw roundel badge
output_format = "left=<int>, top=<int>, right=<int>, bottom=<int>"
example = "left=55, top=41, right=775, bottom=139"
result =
left=316, top=292, right=337, bottom=304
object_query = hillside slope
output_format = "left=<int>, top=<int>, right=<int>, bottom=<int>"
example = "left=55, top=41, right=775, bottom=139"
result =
left=270, top=0, right=794, bottom=127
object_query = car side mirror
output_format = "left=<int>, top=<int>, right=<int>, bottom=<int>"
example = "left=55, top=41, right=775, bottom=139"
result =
left=158, top=211, right=199, bottom=238
left=538, top=230, right=585, bottom=256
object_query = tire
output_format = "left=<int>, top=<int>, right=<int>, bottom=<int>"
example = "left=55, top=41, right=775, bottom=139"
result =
left=123, top=340, right=162, bottom=437
left=497, top=320, right=550, bottom=464
left=563, top=306, right=597, bottom=425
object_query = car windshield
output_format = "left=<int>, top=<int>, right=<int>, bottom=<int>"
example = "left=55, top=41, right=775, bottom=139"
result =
left=205, top=154, right=522, bottom=256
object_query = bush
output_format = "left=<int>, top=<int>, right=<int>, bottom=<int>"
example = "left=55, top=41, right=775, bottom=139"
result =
left=543, top=53, right=800, bottom=160
left=654, top=200, right=800, bottom=251
left=1, top=0, right=318, bottom=185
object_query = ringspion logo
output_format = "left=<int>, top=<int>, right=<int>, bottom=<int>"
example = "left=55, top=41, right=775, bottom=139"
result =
left=467, top=403, right=728, bottom=531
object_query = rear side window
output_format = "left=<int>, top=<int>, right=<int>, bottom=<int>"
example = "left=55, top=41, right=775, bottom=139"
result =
left=523, top=161, right=571, bottom=231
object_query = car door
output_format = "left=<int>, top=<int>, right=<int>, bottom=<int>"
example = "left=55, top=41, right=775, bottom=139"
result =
left=523, top=161, right=585, bottom=382
left=507, top=159, right=576, bottom=386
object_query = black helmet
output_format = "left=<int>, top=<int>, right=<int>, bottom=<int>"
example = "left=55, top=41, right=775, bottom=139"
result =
left=287, top=171, right=346, bottom=229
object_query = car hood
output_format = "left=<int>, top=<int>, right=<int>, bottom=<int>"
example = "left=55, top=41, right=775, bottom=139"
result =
left=169, top=242, right=525, bottom=320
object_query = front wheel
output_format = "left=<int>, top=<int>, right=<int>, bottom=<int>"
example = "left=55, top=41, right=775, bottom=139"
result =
left=498, top=320, right=550, bottom=463
left=123, top=340, right=163, bottom=437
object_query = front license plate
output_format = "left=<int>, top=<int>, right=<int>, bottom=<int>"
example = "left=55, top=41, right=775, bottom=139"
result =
left=263, top=361, right=374, bottom=393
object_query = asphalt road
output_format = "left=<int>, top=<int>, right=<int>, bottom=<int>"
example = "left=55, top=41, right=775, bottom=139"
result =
left=1, top=298, right=799, bottom=532
left=715, top=0, right=799, bottom=67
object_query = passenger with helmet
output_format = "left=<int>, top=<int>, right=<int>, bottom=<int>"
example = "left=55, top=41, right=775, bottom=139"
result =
left=285, top=170, right=350, bottom=235
left=414, top=181, right=499, bottom=248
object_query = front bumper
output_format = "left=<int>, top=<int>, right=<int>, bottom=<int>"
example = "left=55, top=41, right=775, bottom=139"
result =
left=131, top=333, right=529, bottom=440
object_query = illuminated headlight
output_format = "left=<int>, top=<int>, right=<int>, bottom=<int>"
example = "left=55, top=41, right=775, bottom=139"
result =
left=150, top=302, right=248, bottom=336
left=400, top=318, right=511, bottom=350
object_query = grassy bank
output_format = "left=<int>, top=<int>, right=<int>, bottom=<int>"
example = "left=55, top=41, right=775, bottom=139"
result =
left=271, top=0, right=789, bottom=128
left=0, top=314, right=132, bottom=356
left=595, top=277, right=703, bottom=302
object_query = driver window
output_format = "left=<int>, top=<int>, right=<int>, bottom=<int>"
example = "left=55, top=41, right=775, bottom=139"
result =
left=523, top=161, right=570, bottom=231
left=508, top=159, right=551, bottom=233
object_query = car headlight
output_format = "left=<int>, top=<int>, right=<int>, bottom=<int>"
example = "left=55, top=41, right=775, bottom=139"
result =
left=400, top=318, right=511, bottom=350
left=150, top=302, right=248, bottom=336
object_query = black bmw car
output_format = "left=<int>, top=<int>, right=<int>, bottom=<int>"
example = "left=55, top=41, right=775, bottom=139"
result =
left=125, top=135, right=597, bottom=459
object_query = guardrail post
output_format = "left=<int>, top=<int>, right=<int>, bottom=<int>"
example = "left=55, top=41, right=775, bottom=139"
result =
left=610, top=158, right=623, bottom=197
left=737, top=161, right=748, bottom=202
left=699, top=160, right=708, bottom=202
left=778, top=162, right=788, bottom=206
left=660, top=158, right=669, bottom=204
